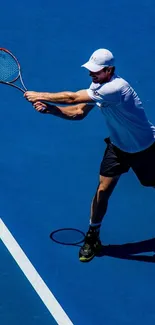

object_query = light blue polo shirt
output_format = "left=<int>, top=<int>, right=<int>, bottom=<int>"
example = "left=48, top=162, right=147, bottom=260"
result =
left=87, top=74, right=155, bottom=153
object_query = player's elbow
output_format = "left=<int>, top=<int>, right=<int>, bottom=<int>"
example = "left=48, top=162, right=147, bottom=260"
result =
left=66, top=92, right=87, bottom=104
left=65, top=92, right=78, bottom=104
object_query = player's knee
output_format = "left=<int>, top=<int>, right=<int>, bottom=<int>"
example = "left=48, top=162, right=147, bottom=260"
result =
left=97, top=186, right=109, bottom=203
left=97, top=181, right=112, bottom=199
left=98, top=175, right=119, bottom=194
left=98, top=181, right=109, bottom=193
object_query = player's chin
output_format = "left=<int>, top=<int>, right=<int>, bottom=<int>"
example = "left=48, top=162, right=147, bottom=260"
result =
left=92, top=78, right=99, bottom=83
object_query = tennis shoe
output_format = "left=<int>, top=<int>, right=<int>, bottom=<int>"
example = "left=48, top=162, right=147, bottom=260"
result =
left=79, top=228, right=102, bottom=262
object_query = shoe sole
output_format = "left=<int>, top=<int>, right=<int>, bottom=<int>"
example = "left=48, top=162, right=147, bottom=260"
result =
left=79, top=253, right=95, bottom=263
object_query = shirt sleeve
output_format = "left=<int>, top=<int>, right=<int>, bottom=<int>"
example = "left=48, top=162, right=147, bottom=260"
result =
left=86, top=82, right=121, bottom=107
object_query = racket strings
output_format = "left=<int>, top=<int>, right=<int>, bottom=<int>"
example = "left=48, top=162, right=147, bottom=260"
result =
left=0, top=51, right=19, bottom=82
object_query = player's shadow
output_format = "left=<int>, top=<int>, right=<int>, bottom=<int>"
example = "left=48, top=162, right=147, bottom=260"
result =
left=97, top=238, right=155, bottom=263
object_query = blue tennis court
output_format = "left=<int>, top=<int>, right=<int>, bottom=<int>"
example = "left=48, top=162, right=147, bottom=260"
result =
left=1, top=0, right=155, bottom=324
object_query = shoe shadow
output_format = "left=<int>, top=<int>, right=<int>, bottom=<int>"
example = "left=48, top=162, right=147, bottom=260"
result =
left=97, top=238, right=155, bottom=263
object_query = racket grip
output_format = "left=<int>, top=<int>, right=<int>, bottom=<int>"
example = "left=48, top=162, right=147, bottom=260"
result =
left=41, top=107, right=46, bottom=112
left=41, top=106, right=49, bottom=113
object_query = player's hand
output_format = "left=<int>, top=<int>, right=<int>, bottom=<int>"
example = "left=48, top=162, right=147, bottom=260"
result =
left=24, top=91, right=41, bottom=102
left=33, top=101, right=48, bottom=113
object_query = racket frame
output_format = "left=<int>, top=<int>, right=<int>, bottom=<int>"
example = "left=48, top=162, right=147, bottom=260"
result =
left=0, top=48, right=27, bottom=93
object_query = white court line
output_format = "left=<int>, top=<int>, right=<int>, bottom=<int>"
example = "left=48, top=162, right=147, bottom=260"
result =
left=0, top=218, right=74, bottom=325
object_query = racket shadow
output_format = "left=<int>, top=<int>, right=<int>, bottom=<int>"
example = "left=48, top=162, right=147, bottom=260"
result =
left=97, top=238, right=155, bottom=263
left=49, top=228, right=85, bottom=247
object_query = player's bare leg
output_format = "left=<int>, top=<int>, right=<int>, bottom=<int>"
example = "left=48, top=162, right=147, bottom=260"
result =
left=79, top=175, right=120, bottom=262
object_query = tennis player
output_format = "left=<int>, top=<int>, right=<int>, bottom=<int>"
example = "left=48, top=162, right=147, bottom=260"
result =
left=24, top=48, right=155, bottom=262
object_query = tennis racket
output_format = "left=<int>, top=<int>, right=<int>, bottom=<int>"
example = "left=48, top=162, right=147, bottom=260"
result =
left=0, top=48, right=27, bottom=93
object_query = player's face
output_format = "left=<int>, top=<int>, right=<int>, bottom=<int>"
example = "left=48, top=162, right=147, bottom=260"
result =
left=89, top=68, right=112, bottom=84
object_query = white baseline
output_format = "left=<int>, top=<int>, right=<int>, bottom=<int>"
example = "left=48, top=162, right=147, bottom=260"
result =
left=0, top=217, right=73, bottom=325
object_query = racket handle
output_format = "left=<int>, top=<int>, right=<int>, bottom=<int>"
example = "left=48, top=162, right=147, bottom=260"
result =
left=41, top=107, right=46, bottom=112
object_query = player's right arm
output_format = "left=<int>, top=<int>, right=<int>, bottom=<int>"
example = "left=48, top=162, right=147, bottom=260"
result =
left=33, top=101, right=95, bottom=120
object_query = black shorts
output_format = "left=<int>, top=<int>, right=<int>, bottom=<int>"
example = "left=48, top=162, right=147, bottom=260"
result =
left=100, top=137, right=155, bottom=187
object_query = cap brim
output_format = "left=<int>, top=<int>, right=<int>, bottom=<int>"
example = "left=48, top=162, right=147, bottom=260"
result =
left=81, top=61, right=104, bottom=72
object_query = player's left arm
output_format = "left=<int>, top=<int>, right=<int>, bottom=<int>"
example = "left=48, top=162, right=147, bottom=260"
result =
left=33, top=101, right=95, bottom=120
left=24, top=89, right=94, bottom=104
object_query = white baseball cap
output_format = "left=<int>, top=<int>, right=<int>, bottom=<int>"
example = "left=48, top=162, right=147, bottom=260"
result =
left=81, top=48, right=115, bottom=72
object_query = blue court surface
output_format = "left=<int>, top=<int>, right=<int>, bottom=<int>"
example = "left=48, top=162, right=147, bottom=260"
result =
left=1, top=1, right=155, bottom=324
